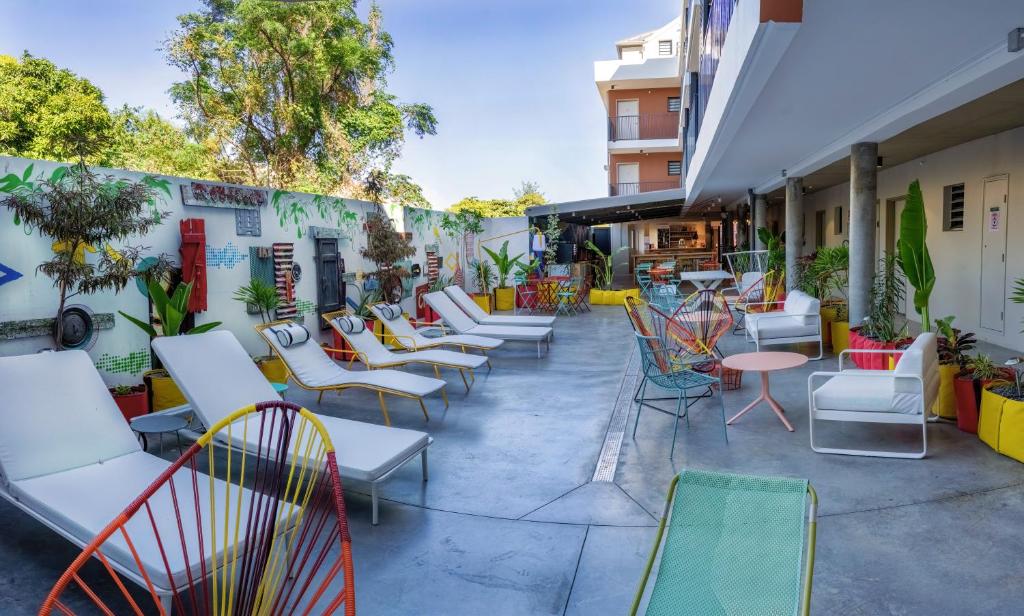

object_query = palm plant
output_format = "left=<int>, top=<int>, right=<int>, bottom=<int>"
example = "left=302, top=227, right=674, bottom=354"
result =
left=515, top=257, right=539, bottom=279
left=233, top=278, right=280, bottom=324
left=470, top=258, right=497, bottom=295
left=351, top=288, right=382, bottom=319
left=481, top=240, right=524, bottom=289
left=756, top=227, right=785, bottom=274
left=862, top=253, right=907, bottom=342
left=120, top=280, right=221, bottom=337
left=429, top=273, right=454, bottom=293
left=897, top=179, right=935, bottom=331
left=799, top=246, right=849, bottom=302
left=584, top=240, right=626, bottom=290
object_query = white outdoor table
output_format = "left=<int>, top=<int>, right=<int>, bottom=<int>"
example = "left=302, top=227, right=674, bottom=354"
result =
left=677, top=270, right=732, bottom=290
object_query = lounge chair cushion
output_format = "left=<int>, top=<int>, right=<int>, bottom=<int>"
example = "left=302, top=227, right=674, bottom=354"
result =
left=425, top=292, right=551, bottom=341
left=744, top=313, right=818, bottom=339
left=267, top=322, right=310, bottom=347
left=444, top=285, right=556, bottom=326
left=368, top=305, right=504, bottom=351
left=375, top=303, right=403, bottom=321
left=0, top=351, right=141, bottom=482
left=813, top=372, right=922, bottom=414
left=332, top=315, right=366, bottom=334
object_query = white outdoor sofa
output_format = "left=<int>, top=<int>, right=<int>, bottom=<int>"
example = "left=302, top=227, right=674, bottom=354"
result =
left=744, top=289, right=823, bottom=360
left=0, top=350, right=272, bottom=606
left=807, top=332, right=938, bottom=459
left=154, top=331, right=433, bottom=524
left=444, top=285, right=556, bottom=327
left=425, top=291, right=553, bottom=358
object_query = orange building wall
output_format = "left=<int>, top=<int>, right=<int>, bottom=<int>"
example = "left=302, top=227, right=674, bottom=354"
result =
left=607, top=87, right=681, bottom=117
left=609, top=152, right=682, bottom=187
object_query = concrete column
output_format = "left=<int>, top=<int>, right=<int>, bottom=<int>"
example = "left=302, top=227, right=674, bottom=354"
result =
left=753, top=193, right=767, bottom=249
left=848, top=142, right=878, bottom=325
left=784, top=177, right=803, bottom=290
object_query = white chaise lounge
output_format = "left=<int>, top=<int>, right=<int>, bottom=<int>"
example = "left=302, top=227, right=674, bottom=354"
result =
left=154, top=330, right=433, bottom=524
left=425, top=291, right=553, bottom=358
left=807, top=332, right=938, bottom=459
left=325, top=308, right=488, bottom=391
left=744, top=289, right=823, bottom=360
left=369, top=303, right=504, bottom=355
left=444, top=285, right=556, bottom=327
left=0, top=350, right=271, bottom=604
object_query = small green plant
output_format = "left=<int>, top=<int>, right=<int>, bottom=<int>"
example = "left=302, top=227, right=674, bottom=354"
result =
left=481, top=240, right=524, bottom=289
left=756, top=227, right=785, bottom=274
left=585, top=240, right=626, bottom=290
left=429, top=273, right=454, bottom=293
left=798, top=246, right=849, bottom=302
left=969, top=354, right=1002, bottom=381
left=935, top=316, right=976, bottom=370
left=470, top=258, right=497, bottom=295
left=515, top=257, right=539, bottom=279
left=232, top=278, right=280, bottom=324
left=862, top=253, right=907, bottom=342
left=351, top=288, right=382, bottom=318
left=111, top=384, right=135, bottom=396
left=119, top=280, right=221, bottom=337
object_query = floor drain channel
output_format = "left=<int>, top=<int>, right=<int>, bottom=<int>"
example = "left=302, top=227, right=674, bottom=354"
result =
left=592, top=345, right=640, bottom=483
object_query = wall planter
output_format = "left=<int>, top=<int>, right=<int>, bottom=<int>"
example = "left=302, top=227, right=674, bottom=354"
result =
left=847, top=327, right=912, bottom=370
left=978, top=387, right=1024, bottom=463
left=471, top=293, right=492, bottom=314
left=143, top=369, right=187, bottom=412
left=831, top=321, right=850, bottom=355
left=110, top=385, right=149, bottom=421
left=255, top=356, right=288, bottom=383
left=494, top=287, right=515, bottom=311
left=931, top=364, right=959, bottom=420
left=954, top=368, right=1014, bottom=433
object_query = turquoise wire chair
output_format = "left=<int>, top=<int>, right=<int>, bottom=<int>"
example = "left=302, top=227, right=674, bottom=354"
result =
left=633, top=331, right=727, bottom=458
left=631, top=469, right=818, bottom=616
left=636, top=267, right=654, bottom=300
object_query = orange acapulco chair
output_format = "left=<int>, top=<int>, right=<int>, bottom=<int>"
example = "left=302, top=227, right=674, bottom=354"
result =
left=40, top=401, right=356, bottom=616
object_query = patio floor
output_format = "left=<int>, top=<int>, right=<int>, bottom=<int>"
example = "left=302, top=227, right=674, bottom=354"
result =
left=2, top=306, right=1023, bottom=614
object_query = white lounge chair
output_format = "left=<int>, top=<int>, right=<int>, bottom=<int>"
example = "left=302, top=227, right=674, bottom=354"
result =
left=0, top=350, right=274, bottom=605
left=443, top=285, right=556, bottom=327
left=425, top=291, right=553, bottom=358
left=154, top=330, right=432, bottom=524
left=807, top=332, right=938, bottom=459
left=744, top=289, right=824, bottom=360
left=369, top=303, right=504, bottom=355
left=255, top=320, right=448, bottom=423
left=324, top=307, right=488, bottom=391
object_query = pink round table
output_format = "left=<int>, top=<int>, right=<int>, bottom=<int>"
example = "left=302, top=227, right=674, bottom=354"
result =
left=722, top=351, right=808, bottom=432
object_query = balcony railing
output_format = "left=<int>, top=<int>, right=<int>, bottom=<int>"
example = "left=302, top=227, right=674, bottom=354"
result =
left=609, top=180, right=682, bottom=196
left=608, top=113, right=680, bottom=141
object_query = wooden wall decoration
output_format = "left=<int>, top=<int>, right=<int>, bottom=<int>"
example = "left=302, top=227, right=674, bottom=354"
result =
left=273, top=243, right=297, bottom=319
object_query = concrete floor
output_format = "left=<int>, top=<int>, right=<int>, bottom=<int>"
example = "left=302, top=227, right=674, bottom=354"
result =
left=2, top=306, right=1023, bottom=614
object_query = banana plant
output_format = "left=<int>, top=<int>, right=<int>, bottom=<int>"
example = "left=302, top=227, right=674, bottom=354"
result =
left=119, top=280, right=221, bottom=336
left=585, top=240, right=626, bottom=290
left=897, top=179, right=935, bottom=331
left=481, top=240, right=524, bottom=289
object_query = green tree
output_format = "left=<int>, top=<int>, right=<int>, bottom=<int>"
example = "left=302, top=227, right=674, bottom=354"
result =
left=448, top=181, right=548, bottom=218
left=105, top=106, right=218, bottom=179
left=166, top=0, right=436, bottom=194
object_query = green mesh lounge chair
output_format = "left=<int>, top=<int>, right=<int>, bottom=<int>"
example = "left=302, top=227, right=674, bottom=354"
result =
left=631, top=469, right=818, bottom=616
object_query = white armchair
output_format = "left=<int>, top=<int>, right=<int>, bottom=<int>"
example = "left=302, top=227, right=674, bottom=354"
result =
left=744, top=290, right=823, bottom=359
left=807, top=332, right=938, bottom=459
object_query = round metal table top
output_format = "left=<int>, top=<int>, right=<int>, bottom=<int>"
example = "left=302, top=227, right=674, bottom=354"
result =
left=130, top=414, right=189, bottom=434
left=722, top=351, right=809, bottom=373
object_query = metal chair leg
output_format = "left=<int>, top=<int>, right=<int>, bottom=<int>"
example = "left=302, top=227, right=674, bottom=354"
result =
left=377, top=391, right=392, bottom=426
left=458, top=369, right=470, bottom=391
left=719, top=386, right=730, bottom=444
left=317, top=390, right=324, bottom=404
left=418, top=397, right=430, bottom=421
left=371, top=482, right=379, bottom=526
left=670, top=391, right=684, bottom=459
left=421, top=449, right=429, bottom=481
left=633, top=378, right=648, bottom=438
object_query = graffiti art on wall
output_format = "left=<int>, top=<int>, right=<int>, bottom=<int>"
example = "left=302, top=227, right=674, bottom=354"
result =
left=272, top=190, right=360, bottom=239
left=0, top=262, right=23, bottom=287
left=94, top=348, right=151, bottom=375
left=295, top=297, right=317, bottom=316
left=273, top=243, right=298, bottom=318
left=205, top=242, right=248, bottom=269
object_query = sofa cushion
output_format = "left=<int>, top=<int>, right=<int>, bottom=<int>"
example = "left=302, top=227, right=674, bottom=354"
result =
left=332, top=315, right=366, bottom=334
left=783, top=290, right=820, bottom=326
left=813, top=373, right=922, bottom=414
left=745, top=313, right=818, bottom=340
left=894, top=332, right=939, bottom=406
left=375, top=303, right=403, bottom=321
left=267, top=322, right=310, bottom=347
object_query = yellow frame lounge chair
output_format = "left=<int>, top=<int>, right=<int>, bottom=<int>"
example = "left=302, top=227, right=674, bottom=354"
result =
left=368, top=303, right=503, bottom=359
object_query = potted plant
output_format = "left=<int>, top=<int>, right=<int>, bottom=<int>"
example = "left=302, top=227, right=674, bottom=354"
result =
left=798, top=246, right=849, bottom=349
left=849, top=254, right=911, bottom=369
left=120, top=280, right=221, bottom=410
left=934, top=316, right=976, bottom=421
left=327, top=288, right=383, bottom=361
left=954, top=353, right=1014, bottom=434
left=896, top=179, right=935, bottom=331
left=420, top=274, right=452, bottom=324
left=361, top=210, right=415, bottom=305
left=584, top=240, right=626, bottom=305
left=109, top=383, right=149, bottom=421
left=978, top=358, right=1024, bottom=462
left=232, top=278, right=286, bottom=383
left=482, top=240, right=524, bottom=311
left=469, top=258, right=497, bottom=313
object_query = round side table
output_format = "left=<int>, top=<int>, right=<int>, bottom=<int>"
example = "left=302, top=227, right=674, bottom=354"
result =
left=722, top=351, right=808, bottom=432
left=130, top=414, right=189, bottom=455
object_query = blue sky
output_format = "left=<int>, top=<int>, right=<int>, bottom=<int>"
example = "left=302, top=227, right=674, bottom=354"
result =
left=0, top=0, right=679, bottom=207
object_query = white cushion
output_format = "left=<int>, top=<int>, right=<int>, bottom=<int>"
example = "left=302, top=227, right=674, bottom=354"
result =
left=266, top=322, right=310, bottom=347
left=375, top=303, right=403, bottom=321
left=399, top=349, right=489, bottom=370
left=424, top=291, right=481, bottom=333
left=369, top=304, right=504, bottom=351
left=10, top=450, right=282, bottom=590
left=745, top=313, right=819, bottom=339
left=813, top=373, right=922, bottom=414
left=0, top=351, right=141, bottom=482
left=475, top=314, right=556, bottom=327
left=895, top=332, right=939, bottom=406
left=783, top=290, right=820, bottom=326
left=461, top=323, right=552, bottom=342
left=331, top=315, right=366, bottom=334
left=444, top=285, right=557, bottom=326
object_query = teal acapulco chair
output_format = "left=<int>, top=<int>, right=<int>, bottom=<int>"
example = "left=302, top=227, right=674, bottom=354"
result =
left=630, top=469, right=818, bottom=616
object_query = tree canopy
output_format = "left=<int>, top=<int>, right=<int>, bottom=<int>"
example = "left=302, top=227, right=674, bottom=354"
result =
left=448, top=181, right=546, bottom=218
left=166, top=0, right=436, bottom=195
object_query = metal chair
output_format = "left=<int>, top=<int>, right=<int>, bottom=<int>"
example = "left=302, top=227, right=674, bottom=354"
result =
left=666, top=289, right=734, bottom=358
left=636, top=269, right=654, bottom=300
left=513, top=273, right=539, bottom=314
left=554, top=277, right=578, bottom=316
left=732, top=269, right=785, bottom=334
left=630, top=469, right=817, bottom=616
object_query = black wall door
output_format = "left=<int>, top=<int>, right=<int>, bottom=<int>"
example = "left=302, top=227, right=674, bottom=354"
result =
left=315, top=238, right=344, bottom=330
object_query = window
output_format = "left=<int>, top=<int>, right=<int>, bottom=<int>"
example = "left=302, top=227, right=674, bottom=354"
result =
left=943, top=183, right=965, bottom=231
left=667, top=97, right=681, bottom=112
left=658, top=40, right=673, bottom=56
left=834, top=206, right=843, bottom=234
left=667, top=161, right=682, bottom=176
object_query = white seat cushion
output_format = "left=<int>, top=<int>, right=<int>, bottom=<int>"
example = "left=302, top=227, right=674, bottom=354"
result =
left=424, top=291, right=479, bottom=333
left=0, top=351, right=141, bottom=481
left=398, top=349, right=489, bottom=370
left=463, top=323, right=552, bottom=341
left=745, top=313, right=818, bottom=339
left=444, top=285, right=556, bottom=327
left=813, top=374, right=922, bottom=414
left=10, top=451, right=282, bottom=590
left=414, top=333, right=503, bottom=351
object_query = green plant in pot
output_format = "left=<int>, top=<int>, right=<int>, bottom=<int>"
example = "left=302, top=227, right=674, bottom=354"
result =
left=896, top=179, right=935, bottom=331
left=482, top=240, right=524, bottom=311
left=953, top=353, right=1013, bottom=434
left=934, top=315, right=976, bottom=421
left=584, top=240, right=626, bottom=291
left=232, top=278, right=287, bottom=382
left=108, top=383, right=149, bottom=421
left=120, top=280, right=221, bottom=411
left=849, top=254, right=910, bottom=369
left=798, top=246, right=849, bottom=349
left=756, top=226, right=785, bottom=276
left=515, top=257, right=539, bottom=280
left=469, top=258, right=497, bottom=313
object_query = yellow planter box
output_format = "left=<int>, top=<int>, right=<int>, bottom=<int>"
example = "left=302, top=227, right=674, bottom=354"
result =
left=932, top=364, right=958, bottom=420
left=978, top=388, right=1024, bottom=463
left=144, top=370, right=187, bottom=411
left=494, top=287, right=515, bottom=311
left=589, top=289, right=607, bottom=305
left=472, top=293, right=492, bottom=313
left=623, top=288, right=640, bottom=299
left=256, top=356, right=288, bottom=383
left=831, top=321, right=850, bottom=355
left=819, top=306, right=837, bottom=347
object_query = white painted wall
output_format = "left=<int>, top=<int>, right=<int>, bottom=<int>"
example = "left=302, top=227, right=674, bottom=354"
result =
left=801, top=126, right=1024, bottom=351
left=0, top=156, right=469, bottom=384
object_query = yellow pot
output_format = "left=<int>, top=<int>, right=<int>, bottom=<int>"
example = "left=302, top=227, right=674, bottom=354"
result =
left=623, top=288, right=640, bottom=299
left=494, top=287, right=515, bottom=311
left=978, top=388, right=1004, bottom=452
left=931, top=364, right=959, bottom=419
left=589, top=289, right=606, bottom=305
left=472, top=293, right=492, bottom=314
left=831, top=321, right=850, bottom=355
left=819, top=306, right=837, bottom=347
left=256, top=356, right=288, bottom=384
left=144, top=370, right=187, bottom=411
left=979, top=388, right=1024, bottom=463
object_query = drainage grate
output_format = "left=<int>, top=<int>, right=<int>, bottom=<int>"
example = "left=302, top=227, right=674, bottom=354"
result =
left=592, top=345, right=640, bottom=483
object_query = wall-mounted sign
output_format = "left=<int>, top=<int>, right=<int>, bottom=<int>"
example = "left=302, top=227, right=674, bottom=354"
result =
left=309, top=226, right=350, bottom=240
left=181, top=181, right=268, bottom=210
left=988, top=207, right=1002, bottom=232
